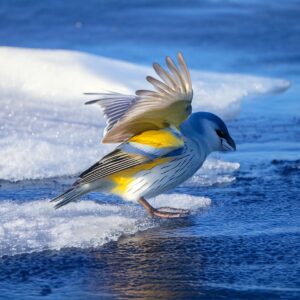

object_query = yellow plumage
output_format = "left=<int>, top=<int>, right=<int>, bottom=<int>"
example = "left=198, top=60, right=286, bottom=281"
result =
left=129, top=128, right=184, bottom=149
left=108, top=157, right=172, bottom=195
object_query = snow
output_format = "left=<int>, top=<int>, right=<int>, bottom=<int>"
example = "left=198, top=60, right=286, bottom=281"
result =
left=0, top=46, right=289, bottom=181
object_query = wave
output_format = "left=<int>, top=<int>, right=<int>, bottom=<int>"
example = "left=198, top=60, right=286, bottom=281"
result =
left=0, top=47, right=290, bottom=181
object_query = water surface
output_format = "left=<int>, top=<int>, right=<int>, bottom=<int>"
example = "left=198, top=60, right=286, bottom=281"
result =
left=0, top=0, right=299, bottom=299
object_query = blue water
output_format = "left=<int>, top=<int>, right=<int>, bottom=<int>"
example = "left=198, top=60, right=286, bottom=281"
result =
left=0, top=0, right=300, bottom=299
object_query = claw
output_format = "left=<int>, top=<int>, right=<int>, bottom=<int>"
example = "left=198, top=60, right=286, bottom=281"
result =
left=138, top=197, right=190, bottom=219
left=152, top=207, right=190, bottom=218
left=156, top=207, right=189, bottom=214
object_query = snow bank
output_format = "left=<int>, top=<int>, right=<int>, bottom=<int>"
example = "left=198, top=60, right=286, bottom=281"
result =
left=0, top=47, right=289, bottom=181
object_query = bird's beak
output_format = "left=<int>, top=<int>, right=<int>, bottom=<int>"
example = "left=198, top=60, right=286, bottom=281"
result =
left=221, top=136, right=236, bottom=152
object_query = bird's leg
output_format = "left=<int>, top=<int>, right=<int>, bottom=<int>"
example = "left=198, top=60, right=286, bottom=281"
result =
left=138, top=197, right=190, bottom=218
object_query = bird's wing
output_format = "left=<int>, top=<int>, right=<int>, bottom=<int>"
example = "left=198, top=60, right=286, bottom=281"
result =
left=85, top=52, right=193, bottom=143
left=76, top=127, right=184, bottom=185
left=51, top=127, right=184, bottom=208
left=50, top=148, right=151, bottom=208
left=74, top=148, right=148, bottom=185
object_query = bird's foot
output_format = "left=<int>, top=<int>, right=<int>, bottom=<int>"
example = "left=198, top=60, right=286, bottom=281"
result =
left=138, top=197, right=190, bottom=219
left=152, top=207, right=190, bottom=218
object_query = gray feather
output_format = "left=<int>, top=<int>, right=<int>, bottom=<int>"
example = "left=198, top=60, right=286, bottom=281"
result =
left=50, top=184, right=90, bottom=209
left=85, top=93, right=137, bottom=134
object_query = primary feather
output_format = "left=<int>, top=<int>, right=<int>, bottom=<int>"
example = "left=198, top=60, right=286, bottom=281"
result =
left=86, top=52, right=193, bottom=144
left=85, top=93, right=137, bottom=137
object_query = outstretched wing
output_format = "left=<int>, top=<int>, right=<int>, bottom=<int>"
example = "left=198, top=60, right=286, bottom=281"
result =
left=86, top=52, right=193, bottom=143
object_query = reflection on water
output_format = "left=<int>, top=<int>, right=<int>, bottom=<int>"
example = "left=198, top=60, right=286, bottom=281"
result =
left=86, top=224, right=299, bottom=299
left=91, top=220, right=200, bottom=299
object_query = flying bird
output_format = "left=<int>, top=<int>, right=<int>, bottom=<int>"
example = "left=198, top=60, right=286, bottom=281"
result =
left=51, top=53, right=236, bottom=218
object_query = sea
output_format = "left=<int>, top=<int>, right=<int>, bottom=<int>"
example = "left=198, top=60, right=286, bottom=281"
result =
left=0, top=0, right=299, bottom=299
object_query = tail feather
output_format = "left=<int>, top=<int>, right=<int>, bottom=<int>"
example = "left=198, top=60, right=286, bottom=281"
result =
left=50, top=184, right=89, bottom=209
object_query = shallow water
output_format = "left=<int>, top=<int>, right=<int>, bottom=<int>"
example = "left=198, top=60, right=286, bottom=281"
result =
left=0, top=152, right=299, bottom=299
left=0, top=0, right=300, bottom=299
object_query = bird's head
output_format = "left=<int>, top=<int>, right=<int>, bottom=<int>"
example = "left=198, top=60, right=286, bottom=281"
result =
left=184, top=112, right=236, bottom=153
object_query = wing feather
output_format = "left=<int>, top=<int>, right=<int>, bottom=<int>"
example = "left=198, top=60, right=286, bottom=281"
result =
left=85, top=94, right=137, bottom=135
left=153, top=62, right=177, bottom=89
left=85, top=52, right=193, bottom=144
left=177, top=52, right=192, bottom=92
left=75, top=149, right=149, bottom=185
left=146, top=76, right=175, bottom=95
left=166, top=56, right=186, bottom=92
left=71, top=126, right=185, bottom=187
left=51, top=127, right=185, bottom=208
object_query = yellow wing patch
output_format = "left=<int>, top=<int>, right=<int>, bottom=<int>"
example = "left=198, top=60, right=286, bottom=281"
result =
left=129, top=128, right=184, bottom=149
left=108, top=157, right=171, bottom=195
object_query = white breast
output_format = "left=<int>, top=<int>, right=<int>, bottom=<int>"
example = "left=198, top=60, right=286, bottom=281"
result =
left=123, top=138, right=206, bottom=202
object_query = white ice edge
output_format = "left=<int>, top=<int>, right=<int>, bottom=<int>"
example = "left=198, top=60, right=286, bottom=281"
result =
left=0, top=46, right=289, bottom=181
left=0, top=157, right=236, bottom=256
left=0, top=194, right=211, bottom=256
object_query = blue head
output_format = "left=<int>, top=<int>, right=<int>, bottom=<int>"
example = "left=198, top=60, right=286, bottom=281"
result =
left=181, top=112, right=236, bottom=153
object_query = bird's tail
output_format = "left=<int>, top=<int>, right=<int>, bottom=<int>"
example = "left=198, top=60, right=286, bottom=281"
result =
left=50, top=184, right=90, bottom=209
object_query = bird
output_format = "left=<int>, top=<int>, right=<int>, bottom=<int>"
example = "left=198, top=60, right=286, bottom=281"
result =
left=50, top=52, right=236, bottom=218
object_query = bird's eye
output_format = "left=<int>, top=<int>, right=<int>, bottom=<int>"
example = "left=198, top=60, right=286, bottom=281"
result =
left=216, top=129, right=225, bottom=138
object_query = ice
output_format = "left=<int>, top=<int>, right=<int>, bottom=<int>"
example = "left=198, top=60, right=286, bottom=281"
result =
left=184, top=158, right=240, bottom=187
left=0, top=46, right=290, bottom=255
left=0, top=46, right=290, bottom=181
left=151, top=194, right=211, bottom=210
left=0, top=194, right=211, bottom=256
